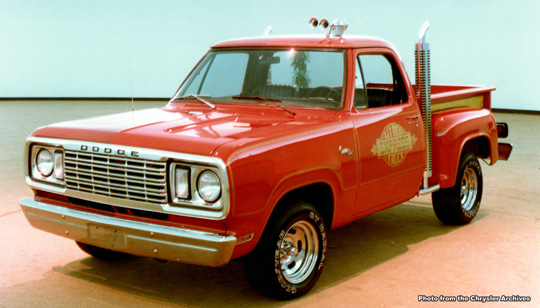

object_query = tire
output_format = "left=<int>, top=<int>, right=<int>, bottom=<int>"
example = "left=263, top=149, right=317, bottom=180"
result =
left=432, top=152, right=483, bottom=225
left=244, top=201, right=327, bottom=300
left=76, top=241, right=132, bottom=261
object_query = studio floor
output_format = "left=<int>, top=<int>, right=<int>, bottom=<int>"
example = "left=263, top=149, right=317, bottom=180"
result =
left=0, top=100, right=538, bottom=307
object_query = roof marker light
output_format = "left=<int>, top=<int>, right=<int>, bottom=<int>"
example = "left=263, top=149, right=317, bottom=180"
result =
left=309, top=18, right=319, bottom=28
left=320, top=19, right=329, bottom=29
left=309, top=18, right=348, bottom=38
left=330, top=18, right=348, bottom=37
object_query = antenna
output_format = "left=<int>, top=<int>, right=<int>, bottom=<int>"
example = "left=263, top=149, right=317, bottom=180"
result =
left=123, top=9, right=135, bottom=119
left=264, top=25, right=272, bottom=36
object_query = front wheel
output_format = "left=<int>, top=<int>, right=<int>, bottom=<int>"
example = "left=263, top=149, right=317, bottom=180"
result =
left=432, top=152, right=483, bottom=225
left=244, top=201, right=327, bottom=300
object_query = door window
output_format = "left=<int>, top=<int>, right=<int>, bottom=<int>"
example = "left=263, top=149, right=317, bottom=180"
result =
left=356, top=54, right=408, bottom=108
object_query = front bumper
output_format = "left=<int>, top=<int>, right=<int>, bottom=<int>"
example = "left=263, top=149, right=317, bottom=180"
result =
left=19, top=198, right=236, bottom=267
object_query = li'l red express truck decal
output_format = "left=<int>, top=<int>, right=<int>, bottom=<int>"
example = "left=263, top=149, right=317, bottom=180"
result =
left=371, top=123, right=419, bottom=167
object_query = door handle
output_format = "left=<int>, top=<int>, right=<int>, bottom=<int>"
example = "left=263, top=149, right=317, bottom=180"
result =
left=407, top=115, right=420, bottom=127
left=339, top=146, right=353, bottom=156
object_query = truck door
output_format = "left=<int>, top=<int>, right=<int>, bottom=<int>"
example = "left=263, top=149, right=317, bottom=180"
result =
left=351, top=49, right=426, bottom=216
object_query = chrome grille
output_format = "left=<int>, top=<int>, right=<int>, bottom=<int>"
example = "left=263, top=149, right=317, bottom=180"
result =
left=64, top=150, right=167, bottom=204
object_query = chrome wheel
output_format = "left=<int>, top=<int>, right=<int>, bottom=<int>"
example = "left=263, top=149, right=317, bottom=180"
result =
left=460, top=167, right=478, bottom=211
left=244, top=202, right=326, bottom=299
left=279, top=220, right=320, bottom=284
left=432, top=152, right=483, bottom=225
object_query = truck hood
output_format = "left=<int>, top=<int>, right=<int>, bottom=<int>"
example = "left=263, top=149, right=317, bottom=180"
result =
left=32, top=106, right=337, bottom=157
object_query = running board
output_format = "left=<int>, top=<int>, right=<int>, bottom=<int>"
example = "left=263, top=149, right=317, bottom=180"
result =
left=419, top=184, right=440, bottom=195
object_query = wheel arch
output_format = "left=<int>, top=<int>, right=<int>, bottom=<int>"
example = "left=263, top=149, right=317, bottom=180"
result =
left=436, top=133, right=492, bottom=188
left=272, top=182, right=334, bottom=230
left=463, top=135, right=491, bottom=160
left=432, top=109, right=497, bottom=188
left=233, top=170, right=341, bottom=261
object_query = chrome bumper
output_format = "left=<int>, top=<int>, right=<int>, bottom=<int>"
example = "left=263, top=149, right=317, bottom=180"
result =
left=19, top=198, right=236, bottom=267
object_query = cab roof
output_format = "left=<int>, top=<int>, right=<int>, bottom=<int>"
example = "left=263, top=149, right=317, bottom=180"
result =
left=211, top=35, right=395, bottom=50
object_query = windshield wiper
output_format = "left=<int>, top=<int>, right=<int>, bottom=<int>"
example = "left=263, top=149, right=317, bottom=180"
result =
left=232, top=95, right=281, bottom=103
left=232, top=95, right=296, bottom=116
left=174, top=94, right=215, bottom=109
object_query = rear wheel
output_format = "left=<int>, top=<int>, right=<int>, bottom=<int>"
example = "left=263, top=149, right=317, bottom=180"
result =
left=244, top=201, right=327, bottom=300
left=432, top=152, right=483, bottom=225
left=76, top=242, right=132, bottom=261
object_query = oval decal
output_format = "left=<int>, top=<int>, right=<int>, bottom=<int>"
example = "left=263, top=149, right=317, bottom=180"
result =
left=371, top=123, right=418, bottom=167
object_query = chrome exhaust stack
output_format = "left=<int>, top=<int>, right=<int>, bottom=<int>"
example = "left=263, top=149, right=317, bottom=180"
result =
left=416, top=21, right=440, bottom=195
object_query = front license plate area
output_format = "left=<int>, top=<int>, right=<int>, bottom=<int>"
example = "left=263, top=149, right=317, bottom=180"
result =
left=88, top=224, right=127, bottom=250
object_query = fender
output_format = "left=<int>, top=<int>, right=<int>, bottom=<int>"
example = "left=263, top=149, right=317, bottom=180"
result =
left=228, top=167, right=354, bottom=259
left=223, top=121, right=358, bottom=259
left=262, top=167, right=355, bottom=228
left=431, top=108, right=498, bottom=188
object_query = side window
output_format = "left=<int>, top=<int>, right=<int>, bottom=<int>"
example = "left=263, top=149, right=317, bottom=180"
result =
left=357, top=54, right=407, bottom=108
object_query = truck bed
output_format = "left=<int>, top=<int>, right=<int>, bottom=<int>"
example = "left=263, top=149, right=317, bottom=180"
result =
left=429, top=85, right=496, bottom=112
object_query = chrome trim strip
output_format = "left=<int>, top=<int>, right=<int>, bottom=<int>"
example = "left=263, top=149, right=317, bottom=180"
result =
left=20, top=198, right=236, bottom=267
left=24, top=137, right=230, bottom=220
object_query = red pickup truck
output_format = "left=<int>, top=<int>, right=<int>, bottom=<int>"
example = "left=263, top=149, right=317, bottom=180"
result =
left=20, top=20, right=512, bottom=299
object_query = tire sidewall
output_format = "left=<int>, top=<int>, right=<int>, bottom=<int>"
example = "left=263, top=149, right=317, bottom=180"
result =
left=245, top=201, right=327, bottom=300
left=272, top=209, right=327, bottom=297
left=432, top=152, right=484, bottom=225
left=458, top=154, right=483, bottom=220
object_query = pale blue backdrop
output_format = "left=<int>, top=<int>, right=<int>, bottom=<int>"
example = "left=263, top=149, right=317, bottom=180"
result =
left=1, top=0, right=538, bottom=111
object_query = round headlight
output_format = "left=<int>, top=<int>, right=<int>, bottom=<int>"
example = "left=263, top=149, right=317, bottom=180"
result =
left=36, top=149, right=54, bottom=177
left=197, top=171, right=221, bottom=203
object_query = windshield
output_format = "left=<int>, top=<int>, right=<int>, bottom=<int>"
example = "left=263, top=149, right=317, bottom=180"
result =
left=174, top=49, right=346, bottom=110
